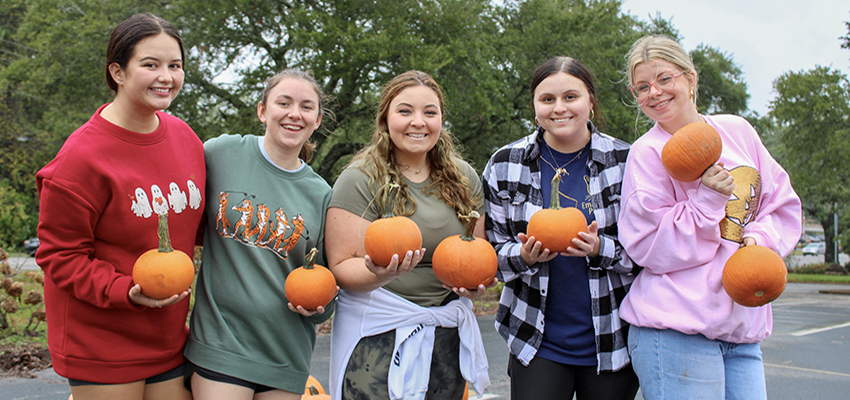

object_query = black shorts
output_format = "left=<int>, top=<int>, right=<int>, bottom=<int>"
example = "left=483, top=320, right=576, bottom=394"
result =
left=67, top=362, right=186, bottom=386
left=183, top=361, right=275, bottom=393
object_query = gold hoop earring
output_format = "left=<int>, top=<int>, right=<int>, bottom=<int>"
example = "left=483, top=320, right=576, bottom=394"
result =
left=589, top=108, right=595, bottom=120
left=689, top=89, right=694, bottom=99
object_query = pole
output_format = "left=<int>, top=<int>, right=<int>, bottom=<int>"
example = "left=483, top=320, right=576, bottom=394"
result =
left=835, top=203, right=839, bottom=263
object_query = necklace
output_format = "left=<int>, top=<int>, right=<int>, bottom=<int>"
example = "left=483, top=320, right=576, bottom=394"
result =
left=540, top=140, right=585, bottom=209
left=541, top=140, right=584, bottom=176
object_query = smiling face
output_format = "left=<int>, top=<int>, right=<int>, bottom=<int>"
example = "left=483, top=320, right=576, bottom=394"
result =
left=632, top=59, right=698, bottom=133
left=386, top=85, right=442, bottom=163
left=533, top=71, right=592, bottom=152
left=258, top=77, right=322, bottom=155
left=110, top=33, right=184, bottom=114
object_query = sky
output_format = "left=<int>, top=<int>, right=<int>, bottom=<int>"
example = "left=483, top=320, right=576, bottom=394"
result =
left=620, top=0, right=850, bottom=115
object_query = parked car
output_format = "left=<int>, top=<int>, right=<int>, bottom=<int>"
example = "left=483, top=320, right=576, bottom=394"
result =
left=801, top=242, right=825, bottom=256
left=22, top=237, right=39, bottom=255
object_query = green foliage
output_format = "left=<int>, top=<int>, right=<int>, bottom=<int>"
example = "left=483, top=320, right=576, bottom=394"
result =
left=691, top=44, right=749, bottom=115
left=770, top=66, right=850, bottom=262
left=0, top=182, right=31, bottom=249
left=0, top=0, right=768, bottom=242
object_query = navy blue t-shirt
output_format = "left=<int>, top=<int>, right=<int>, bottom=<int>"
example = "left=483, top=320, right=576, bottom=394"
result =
left=536, top=139, right=596, bottom=366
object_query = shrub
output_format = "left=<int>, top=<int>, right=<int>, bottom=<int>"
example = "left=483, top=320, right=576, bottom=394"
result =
left=0, top=248, right=45, bottom=335
left=790, top=263, right=826, bottom=274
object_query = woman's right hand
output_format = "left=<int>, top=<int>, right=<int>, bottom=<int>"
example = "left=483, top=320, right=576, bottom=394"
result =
left=364, top=248, right=425, bottom=281
left=701, top=162, right=734, bottom=196
left=518, top=233, right=557, bottom=266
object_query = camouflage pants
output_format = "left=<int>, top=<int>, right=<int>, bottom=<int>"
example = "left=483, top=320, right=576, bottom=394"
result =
left=341, top=326, right=465, bottom=400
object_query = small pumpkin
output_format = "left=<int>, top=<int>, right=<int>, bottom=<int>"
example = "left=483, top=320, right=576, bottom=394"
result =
left=661, top=121, right=722, bottom=182
left=304, top=375, right=325, bottom=394
left=432, top=211, right=498, bottom=289
left=132, top=213, right=195, bottom=300
left=364, top=182, right=423, bottom=266
left=526, top=169, right=588, bottom=253
left=302, top=384, right=331, bottom=399
left=722, top=245, right=787, bottom=307
left=285, top=248, right=337, bottom=310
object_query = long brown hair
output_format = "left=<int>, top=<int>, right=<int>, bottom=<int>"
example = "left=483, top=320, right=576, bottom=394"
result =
left=348, top=70, right=479, bottom=217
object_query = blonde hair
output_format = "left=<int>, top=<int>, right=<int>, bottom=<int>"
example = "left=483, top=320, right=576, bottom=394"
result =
left=348, top=70, right=479, bottom=217
left=626, top=35, right=699, bottom=104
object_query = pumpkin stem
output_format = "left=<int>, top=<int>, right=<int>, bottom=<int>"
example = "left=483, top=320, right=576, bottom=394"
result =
left=156, top=213, right=174, bottom=253
left=549, top=169, right=565, bottom=210
left=379, top=182, right=401, bottom=219
left=304, top=248, right=319, bottom=270
left=457, top=211, right=480, bottom=242
left=307, top=385, right=320, bottom=395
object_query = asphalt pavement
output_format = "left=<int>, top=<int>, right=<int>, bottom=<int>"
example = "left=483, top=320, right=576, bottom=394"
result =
left=3, top=255, right=850, bottom=399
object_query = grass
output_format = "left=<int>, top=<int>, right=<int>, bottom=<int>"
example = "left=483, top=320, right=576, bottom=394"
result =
left=787, top=273, right=850, bottom=284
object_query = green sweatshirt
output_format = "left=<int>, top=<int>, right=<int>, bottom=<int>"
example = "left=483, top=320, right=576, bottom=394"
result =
left=185, top=134, right=333, bottom=393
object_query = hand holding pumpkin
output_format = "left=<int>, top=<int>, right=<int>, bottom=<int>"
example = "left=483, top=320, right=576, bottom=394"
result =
left=129, top=284, right=189, bottom=308
left=518, top=233, right=557, bottom=266
left=444, top=277, right=499, bottom=300
left=562, top=221, right=600, bottom=258
left=288, top=301, right=334, bottom=317
left=363, top=248, right=425, bottom=282
left=701, top=162, right=735, bottom=196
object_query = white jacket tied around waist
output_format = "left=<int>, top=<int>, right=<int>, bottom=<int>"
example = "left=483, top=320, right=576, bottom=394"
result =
left=329, top=288, right=490, bottom=400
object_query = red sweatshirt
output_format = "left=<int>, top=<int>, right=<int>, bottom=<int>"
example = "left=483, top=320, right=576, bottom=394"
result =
left=36, top=104, right=205, bottom=383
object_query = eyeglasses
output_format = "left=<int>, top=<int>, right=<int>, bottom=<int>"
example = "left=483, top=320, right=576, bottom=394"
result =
left=629, top=72, right=685, bottom=100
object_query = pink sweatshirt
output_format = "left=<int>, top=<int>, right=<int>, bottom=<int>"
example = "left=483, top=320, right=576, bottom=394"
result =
left=618, top=114, right=801, bottom=343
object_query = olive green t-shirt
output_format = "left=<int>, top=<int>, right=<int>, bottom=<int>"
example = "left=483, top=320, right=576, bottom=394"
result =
left=329, top=159, right=484, bottom=307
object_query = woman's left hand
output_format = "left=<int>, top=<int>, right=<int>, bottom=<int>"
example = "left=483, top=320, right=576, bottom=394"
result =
left=286, top=286, right=340, bottom=316
left=740, top=236, right=757, bottom=248
left=563, top=221, right=600, bottom=258
left=129, top=284, right=190, bottom=308
left=445, top=277, right=499, bottom=300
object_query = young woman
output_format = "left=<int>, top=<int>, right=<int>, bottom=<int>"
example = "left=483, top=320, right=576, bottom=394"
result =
left=619, top=35, right=802, bottom=400
left=482, top=56, right=640, bottom=400
left=183, top=69, right=334, bottom=400
left=35, top=13, right=202, bottom=400
left=325, top=70, right=495, bottom=400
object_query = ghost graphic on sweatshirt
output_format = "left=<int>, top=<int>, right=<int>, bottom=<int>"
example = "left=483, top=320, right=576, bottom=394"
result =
left=131, top=187, right=153, bottom=218
left=188, top=179, right=202, bottom=210
left=151, top=184, right=170, bottom=216
left=168, top=182, right=188, bottom=213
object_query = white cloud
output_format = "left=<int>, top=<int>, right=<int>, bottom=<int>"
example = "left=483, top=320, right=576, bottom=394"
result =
left=621, top=0, right=850, bottom=115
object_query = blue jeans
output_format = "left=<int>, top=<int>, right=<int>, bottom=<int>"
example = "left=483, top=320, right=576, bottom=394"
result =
left=628, top=325, right=766, bottom=400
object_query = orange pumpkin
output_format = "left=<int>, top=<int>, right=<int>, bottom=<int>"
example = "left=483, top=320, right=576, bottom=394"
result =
left=285, top=248, right=337, bottom=310
left=722, top=245, right=787, bottom=307
left=526, top=169, right=588, bottom=253
left=302, top=384, right=331, bottom=399
left=132, top=213, right=195, bottom=300
left=432, top=211, right=498, bottom=289
left=304, top=375, right=325, bottom=394
left=661, top=121, right=722, bottom=182
left=364, top=182, right=423, bottom=266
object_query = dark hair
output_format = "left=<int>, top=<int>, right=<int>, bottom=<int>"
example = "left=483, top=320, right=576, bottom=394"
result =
left=531, top=56, right=604, bottom=128
left=105, top=14, right=184, bottom=91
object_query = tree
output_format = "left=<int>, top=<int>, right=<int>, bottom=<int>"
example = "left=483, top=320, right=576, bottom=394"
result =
left=1, top=0, right=758, bottom=242
left=770, top=66, right=850, bottom=263
left=691, top=44, right=749, bottom=116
